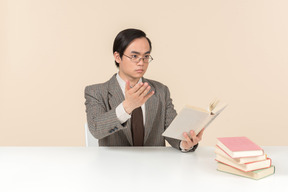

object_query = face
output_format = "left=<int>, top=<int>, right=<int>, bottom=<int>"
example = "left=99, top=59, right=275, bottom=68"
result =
left=114, top=37, right=151, bottom=84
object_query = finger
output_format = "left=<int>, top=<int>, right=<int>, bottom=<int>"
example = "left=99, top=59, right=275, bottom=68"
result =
left=136, top=82, right=149, bottom=96
left=189, top=130, right=198, bottom=144
left=139, top=84, right=151, bottom=97
left=125, top=81, right=130, bottom=92
left=129, top=82, right=143, bottom=93
left=142, top=90, right=154, bottom=104
left=183, top=132, right=192, bottom=144
left=144, top=90, right=154, bottom=100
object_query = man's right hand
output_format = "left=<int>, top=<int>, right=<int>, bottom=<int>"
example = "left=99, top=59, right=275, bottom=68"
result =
left=122, top=81, right=154, bottom=114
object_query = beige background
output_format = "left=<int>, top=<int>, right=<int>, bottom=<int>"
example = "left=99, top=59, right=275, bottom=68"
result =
left=1, top=0, right=287, bottom=146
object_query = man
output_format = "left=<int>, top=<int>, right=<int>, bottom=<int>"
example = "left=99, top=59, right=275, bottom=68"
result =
left=85, top=28, right=204, bottom=152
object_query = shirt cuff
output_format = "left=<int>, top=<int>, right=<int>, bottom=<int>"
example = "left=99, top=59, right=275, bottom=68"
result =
left=180, top=141, right=198, bottom=153
left=116, top=102, right=131, bottom=124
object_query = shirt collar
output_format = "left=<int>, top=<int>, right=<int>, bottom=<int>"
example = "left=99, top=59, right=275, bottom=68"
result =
left=116, top=73, right=142, bottom=94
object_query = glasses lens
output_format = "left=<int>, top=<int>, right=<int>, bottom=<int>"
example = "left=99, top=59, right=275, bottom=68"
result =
left=143, top=55, right=152, bottom=63
left=129, top=55, right=153, bottom=63
left=131, top=57, right=138, bottom=62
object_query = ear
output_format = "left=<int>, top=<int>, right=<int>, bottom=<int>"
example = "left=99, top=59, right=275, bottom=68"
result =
left=113, top=51, right=122, bottom=64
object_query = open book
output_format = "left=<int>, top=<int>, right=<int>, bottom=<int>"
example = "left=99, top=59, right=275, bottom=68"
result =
left=162, top=100, right=227, bottom=140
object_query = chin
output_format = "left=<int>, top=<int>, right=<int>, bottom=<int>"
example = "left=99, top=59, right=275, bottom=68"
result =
left=134, top=72, right=145, bottom=77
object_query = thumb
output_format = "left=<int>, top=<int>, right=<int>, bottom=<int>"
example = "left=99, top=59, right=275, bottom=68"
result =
left=125, top=80, right=130, bottom=92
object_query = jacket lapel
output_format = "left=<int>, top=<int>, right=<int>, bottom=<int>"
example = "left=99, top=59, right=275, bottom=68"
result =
left=107, top=75, right=159, bottom=146
left=143, top=78, right=158, bottom=144
left=107, top=74, right=133, bottom=146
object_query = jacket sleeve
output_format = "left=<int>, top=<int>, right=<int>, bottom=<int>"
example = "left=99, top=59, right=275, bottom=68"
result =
left=163, top=86, right=198, bottom=152
left=84, top=86, right=127, bottom=140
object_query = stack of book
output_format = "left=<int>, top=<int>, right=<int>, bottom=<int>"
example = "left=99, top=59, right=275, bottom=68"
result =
left=215, top=137, right=275, bottom=180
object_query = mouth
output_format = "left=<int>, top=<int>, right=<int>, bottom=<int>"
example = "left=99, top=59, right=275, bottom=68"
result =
left=135, top=69, right=144, bottom=73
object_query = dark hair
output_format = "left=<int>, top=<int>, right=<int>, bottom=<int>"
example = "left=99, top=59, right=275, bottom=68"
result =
left=113, top=28, right=152, bottom=67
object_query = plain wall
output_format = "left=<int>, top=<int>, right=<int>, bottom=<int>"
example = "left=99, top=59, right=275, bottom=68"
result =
left=1, top=0, right=287, bottom=146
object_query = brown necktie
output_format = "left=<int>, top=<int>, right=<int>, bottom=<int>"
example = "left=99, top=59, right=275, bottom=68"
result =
left=131, top=107, right=144, bottom=146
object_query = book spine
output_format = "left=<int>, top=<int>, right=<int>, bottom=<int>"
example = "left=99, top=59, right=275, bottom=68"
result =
left=215, top=159, right=272, bottom=172
left=216, top=144, right=264, bottom=158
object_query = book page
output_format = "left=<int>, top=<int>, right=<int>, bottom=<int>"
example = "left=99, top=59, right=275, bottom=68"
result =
left=202, top=104, right=227, bottom=130
left=212, top=103, right=228, bottom=115
left=162, top=107, right=210, bottom=140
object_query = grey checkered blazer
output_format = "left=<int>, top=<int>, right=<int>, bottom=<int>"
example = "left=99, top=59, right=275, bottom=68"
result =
left=84, top=74, right=181, bottom=150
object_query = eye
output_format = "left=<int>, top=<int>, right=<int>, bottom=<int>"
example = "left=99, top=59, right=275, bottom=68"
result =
left=131, top=55, right=138, bottom=59
left=144, top=55, right=150, bottom=59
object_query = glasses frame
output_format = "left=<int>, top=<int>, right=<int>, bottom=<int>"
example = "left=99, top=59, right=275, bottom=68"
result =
left=123, top=54, right=153, bottom=63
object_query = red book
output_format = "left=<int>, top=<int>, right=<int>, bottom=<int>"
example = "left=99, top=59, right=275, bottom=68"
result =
left=216, top=137, right=264, bottom=158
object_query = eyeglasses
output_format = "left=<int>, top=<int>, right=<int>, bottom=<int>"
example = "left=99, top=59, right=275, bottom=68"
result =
left=123, top=54, right=153, bottom=63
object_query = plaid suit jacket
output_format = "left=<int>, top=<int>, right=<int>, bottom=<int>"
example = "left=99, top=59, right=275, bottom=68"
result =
left=84, top=74, right=181, bottom=149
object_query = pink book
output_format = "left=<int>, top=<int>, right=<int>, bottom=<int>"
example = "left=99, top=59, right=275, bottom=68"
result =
left=216, top=137, right=264, bottom=158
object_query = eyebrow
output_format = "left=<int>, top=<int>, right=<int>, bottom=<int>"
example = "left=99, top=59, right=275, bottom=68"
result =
left=130, top=51, right=151, bottom=54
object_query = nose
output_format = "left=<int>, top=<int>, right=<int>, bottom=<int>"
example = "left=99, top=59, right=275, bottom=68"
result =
left=137, top=58, right=145, bottom=65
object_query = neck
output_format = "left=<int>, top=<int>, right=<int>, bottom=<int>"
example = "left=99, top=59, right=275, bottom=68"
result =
left=129, top=79, right=140, bottom=87
left=118, top=72, right=141, bottom=87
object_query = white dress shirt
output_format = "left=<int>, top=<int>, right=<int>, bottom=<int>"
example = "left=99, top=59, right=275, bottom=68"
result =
left=115, top=73, right=146, bottom=125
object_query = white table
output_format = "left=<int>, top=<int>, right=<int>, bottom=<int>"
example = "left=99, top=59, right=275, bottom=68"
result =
left=0, top=146, right=287, bottom=192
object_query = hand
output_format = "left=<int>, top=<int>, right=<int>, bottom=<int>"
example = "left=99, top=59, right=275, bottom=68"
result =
left=123, top=81, right=154, bottom=114
left=181, top=129, right=205, bottom=150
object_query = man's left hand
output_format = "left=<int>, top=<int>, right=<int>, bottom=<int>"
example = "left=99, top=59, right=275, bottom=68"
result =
left=181, top=129, right=204, bottom=150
